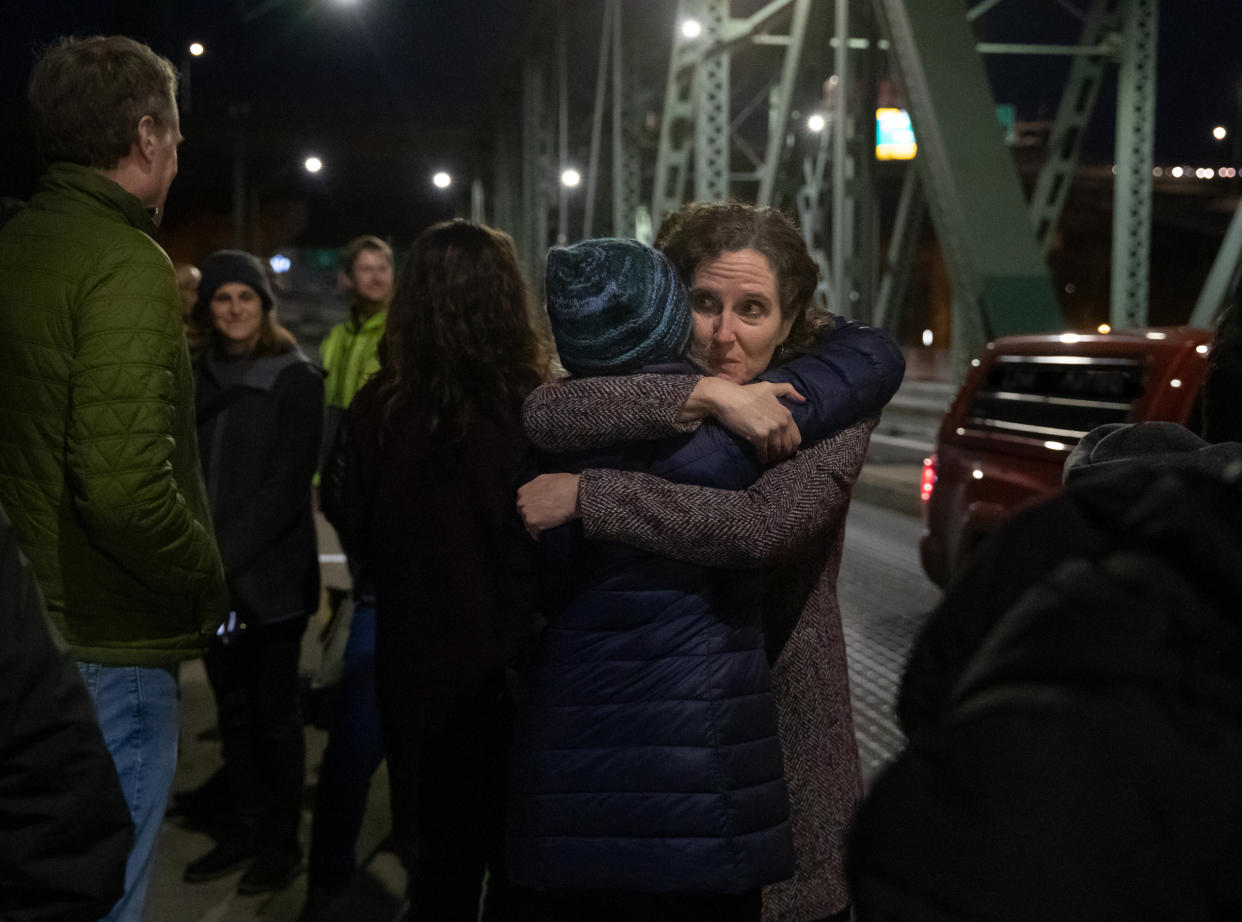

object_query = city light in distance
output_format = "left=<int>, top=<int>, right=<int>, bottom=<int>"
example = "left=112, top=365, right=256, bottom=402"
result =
left=269, top=254, right=291, bottom=274
left=921, top=328, right=934, bottom=347
left=304, top=156, right=323, bottom=174
left=1097, top=323, right=1111, bottom=334
left=681, top=18, right=703, bottom=39
left=561, top=168, right=582, bottom=188
left=1171, top=166, right=1184, bottom=178
left=432, top=171, right=452, bottom=189
left=188, top=42, right=205, bottom=57
left=807, top=113, right=826, bottom=132
left=1214, top=125, right=1228, bottom=140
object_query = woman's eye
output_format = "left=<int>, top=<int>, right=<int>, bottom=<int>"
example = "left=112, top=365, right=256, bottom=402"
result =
left=740, top=300, right=767, bottom=318
left=692, top=294, right=718, bottom=313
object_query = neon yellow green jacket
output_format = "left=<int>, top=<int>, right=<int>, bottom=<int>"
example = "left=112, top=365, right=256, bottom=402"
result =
left=320, top=308, right=385, bottom=411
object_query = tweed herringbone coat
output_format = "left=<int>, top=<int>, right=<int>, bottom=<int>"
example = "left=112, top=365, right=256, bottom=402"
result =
left=524, top=375, right=878, bottom=921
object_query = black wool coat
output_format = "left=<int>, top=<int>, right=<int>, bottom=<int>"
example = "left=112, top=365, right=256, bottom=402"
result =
left=195, top=347, right=325, bottom=624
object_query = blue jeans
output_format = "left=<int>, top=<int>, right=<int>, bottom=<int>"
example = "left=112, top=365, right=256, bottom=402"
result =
left=76, top=662, right=180, bottom=922
left=307, top=602, right=386, bottom=891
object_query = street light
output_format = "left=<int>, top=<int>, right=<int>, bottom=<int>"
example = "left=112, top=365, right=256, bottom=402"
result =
left=560, top=168, right=581, bottom=188
left=1214, top=125, right=1228, bottom=141
left=304, top=156, right=323, bottom=174
left=807, top=113, right=826, bottom=133
left=188, top=42, right=205, bottom=57
left=432, top=171, right=452, bottom=189
left=681, top=18, right=702, bottom=40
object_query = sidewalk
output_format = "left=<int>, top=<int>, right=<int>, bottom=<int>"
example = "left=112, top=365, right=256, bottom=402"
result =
left=142, top=463, right=924, bottom=922
left=142, top=527, right=405, bottom=922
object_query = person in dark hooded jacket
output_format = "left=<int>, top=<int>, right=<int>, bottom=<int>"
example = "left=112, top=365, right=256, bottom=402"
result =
left=848, top=421, right=1242, bottom=922
left=181, top=250, right=324, bottom=896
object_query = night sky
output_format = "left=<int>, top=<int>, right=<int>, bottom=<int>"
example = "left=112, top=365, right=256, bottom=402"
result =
left=2, top=0, right=1239, bottom=260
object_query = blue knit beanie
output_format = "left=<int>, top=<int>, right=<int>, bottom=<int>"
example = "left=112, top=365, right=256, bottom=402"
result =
left=545, top=238, right=692, bottom=377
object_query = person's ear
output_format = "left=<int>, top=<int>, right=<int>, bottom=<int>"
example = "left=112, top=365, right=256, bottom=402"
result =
left=135, top=115, right=160, bottom=168
left=337, top=268, right=355, bottom=294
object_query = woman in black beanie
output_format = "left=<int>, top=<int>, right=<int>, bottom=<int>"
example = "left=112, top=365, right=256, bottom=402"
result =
left=181, top=249, right=325, bottom=896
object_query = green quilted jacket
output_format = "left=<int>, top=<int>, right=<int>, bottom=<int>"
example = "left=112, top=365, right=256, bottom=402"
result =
left=0, top=163, right=227, bottom=665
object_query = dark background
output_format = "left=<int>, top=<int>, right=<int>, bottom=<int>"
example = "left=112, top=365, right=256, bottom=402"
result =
left=1, top=1, right=1239, bottom=265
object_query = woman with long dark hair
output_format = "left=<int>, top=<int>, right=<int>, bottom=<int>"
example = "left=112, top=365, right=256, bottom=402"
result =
left=332, top=220, right=552, bottom=921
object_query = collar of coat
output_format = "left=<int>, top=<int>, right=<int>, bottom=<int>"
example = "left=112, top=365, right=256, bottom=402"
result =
left=37, top=162, right=158, bottom=238
left=204, top=346, right=316, bottom=393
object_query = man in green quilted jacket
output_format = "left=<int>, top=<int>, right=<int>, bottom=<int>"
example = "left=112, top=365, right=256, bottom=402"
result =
left=0, top=35, right=227, bottom=922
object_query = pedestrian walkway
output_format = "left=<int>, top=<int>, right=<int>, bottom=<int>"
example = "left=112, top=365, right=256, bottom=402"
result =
left=143, top=478, right=938, bottom=921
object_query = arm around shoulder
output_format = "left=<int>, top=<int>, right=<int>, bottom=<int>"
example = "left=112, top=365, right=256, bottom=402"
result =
left=521, top=373, right=703, bottom=452
left=580, top=418, right=876, bottom=568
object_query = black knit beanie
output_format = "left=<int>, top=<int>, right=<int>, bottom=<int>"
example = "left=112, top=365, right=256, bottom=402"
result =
left=197, top=250, right=275, bottom=312
left=545, top=237, right=692, bottom=377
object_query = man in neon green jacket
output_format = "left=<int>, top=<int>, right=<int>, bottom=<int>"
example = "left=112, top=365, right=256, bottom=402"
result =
left=320, top=235, right=394, bottom=453
left=0, top=36, right=226, bottom=922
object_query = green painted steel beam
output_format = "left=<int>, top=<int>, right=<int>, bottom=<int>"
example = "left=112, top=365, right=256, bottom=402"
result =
left=874, top=0, right=1063, bottom=373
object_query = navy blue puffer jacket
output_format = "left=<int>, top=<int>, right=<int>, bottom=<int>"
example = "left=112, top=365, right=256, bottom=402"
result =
left=508, top=319, right=904, bottom=894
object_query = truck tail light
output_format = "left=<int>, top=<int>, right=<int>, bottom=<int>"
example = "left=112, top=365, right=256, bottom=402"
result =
left=921, top=455, right=938, bottom=502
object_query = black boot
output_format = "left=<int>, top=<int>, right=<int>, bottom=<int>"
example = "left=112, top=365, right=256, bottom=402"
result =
left=238, top=845, right=302, bottom=895
left=184, top=829, right=257, bottom=883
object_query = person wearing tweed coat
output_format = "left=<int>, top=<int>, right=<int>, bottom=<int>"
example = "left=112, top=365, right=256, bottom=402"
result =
left=517, top=203, right=904, bottom=922
left=523, top=380, right=878, bottom=922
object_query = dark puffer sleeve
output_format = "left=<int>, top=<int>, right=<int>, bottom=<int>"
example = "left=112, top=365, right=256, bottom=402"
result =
left=0, top=503, right=133, bottom=921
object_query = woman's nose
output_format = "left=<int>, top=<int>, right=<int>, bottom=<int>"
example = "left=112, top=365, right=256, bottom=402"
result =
left=714, top=310, right=738, bottom=343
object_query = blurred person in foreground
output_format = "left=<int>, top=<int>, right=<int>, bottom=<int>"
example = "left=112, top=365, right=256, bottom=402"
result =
left=329, top=220, right=552, bottom=921
left=848, top=311, right=1242, bottom=919
left=0, top=499, right=133, bottom=921
left=181, top=250, right=324, bottom=895
left=0, top=34, right=227, bottom=922
left=516, top=204, right=905, bottom=922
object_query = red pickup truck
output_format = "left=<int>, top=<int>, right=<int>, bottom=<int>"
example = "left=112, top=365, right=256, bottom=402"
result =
left=919, top=327, right=1214, bottom=587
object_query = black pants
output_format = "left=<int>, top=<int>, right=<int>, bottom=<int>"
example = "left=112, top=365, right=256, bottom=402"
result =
left=205, top=615, right=308, bottom=857
left=383, top=672, right=513, bottom=922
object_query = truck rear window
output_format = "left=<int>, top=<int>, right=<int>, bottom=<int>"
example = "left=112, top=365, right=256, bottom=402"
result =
left=964, top=355, right=1145, bottom=442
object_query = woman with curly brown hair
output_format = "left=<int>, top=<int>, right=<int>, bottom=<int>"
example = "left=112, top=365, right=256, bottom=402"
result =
left=330, top=220, right=552, bottom=921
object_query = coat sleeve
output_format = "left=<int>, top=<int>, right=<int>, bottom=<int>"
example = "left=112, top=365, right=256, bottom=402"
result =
left=0, top=506, right=133, bottom=921
left=764, top=319, right=905, bottom=442
left=521, top=374, right=703, bottom=452
left=66, top=242, right=223, bottom=593
left=523, top=320, right=902, bottom=486
left=214, top=365, right=325, bottom=579
left=578, top=419, right=875, bottom=569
